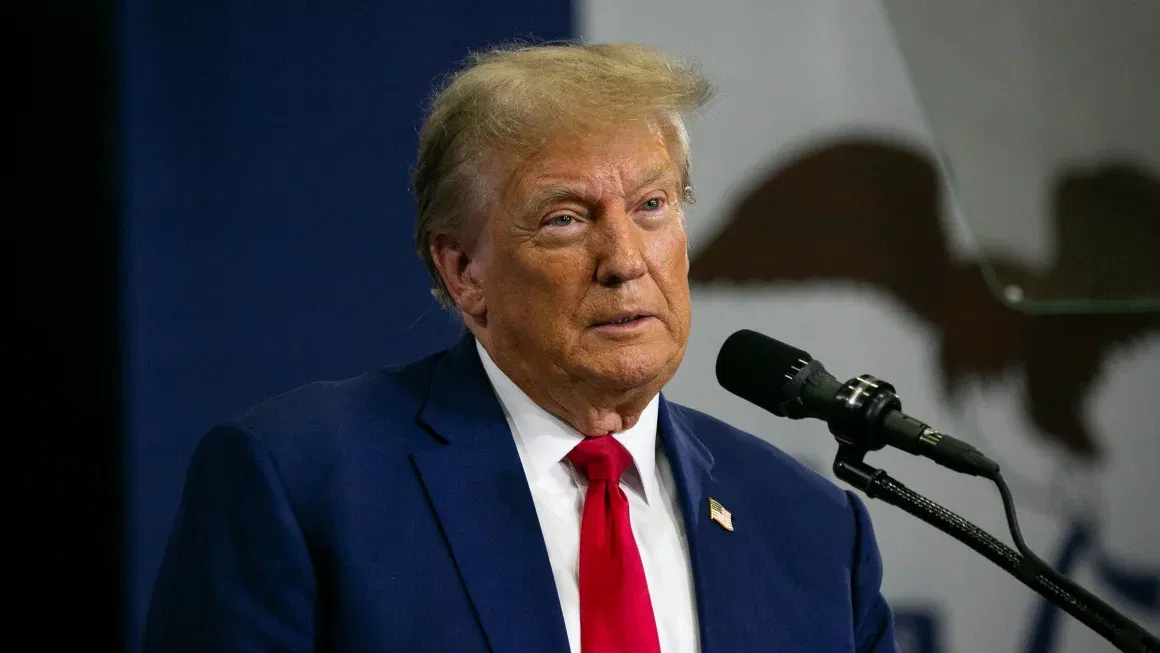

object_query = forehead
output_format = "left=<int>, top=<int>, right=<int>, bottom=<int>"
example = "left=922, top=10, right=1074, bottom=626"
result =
left=502, top=124, right=679, bottom=205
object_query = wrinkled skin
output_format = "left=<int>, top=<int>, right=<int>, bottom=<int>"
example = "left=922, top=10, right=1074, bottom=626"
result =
left=431, top=123, right=692, bottom=435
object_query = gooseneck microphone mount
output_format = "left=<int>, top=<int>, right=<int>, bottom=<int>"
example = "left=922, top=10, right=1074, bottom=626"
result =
left=830, top=375, right=1155, bottom=649
left=716, top=330, right=1159, bottom=653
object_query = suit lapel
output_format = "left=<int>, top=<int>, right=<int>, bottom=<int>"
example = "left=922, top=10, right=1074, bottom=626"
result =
left=658, top=397, right=726, bottom=653
left=412, top=335, right=570, bottom=653
left=658, top=397, right=781, bottom=653
left=411, top=342, right=787, bottom=653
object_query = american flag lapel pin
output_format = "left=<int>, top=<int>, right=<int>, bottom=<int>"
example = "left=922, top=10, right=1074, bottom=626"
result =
left=708, top=497, right=734, bottom=532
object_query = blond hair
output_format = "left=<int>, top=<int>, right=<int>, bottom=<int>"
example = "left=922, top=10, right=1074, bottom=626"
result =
left=412, top=41, right=715, bottom=307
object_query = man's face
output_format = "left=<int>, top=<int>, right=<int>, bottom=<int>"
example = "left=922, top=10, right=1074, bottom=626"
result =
left=471, top=124, right=692, bottom=394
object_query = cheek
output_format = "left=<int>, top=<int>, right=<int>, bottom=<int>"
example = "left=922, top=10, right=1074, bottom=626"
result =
left=647, top=228, right=692, bottom=336
left=650, top=226, right=691, bottom=286
left=493, top=250, right=591, bottom=322
left=538, top=256, right=586, bottom=290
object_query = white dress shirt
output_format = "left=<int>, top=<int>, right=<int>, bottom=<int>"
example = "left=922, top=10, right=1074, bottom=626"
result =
left=476, top=340, right=701, bottom=653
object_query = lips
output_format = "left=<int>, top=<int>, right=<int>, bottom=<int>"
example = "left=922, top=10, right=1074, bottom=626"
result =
left=593, top=312, right=655, bottom=327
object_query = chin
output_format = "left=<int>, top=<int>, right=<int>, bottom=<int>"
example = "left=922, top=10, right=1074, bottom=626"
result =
left=584, top=344, right=683, bottom=392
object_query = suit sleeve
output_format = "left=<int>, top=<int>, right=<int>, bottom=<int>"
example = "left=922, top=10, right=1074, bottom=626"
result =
left=847, top=490, right=901, bottom=653
left=141, top=421, right=318, bottom=653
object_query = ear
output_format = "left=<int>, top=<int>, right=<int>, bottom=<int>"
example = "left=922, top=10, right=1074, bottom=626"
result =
left=430, top=231, right=487, bottom=320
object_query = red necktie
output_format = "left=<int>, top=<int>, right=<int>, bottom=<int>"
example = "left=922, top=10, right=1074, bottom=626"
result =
left=567, top=436, right=662, bottom=653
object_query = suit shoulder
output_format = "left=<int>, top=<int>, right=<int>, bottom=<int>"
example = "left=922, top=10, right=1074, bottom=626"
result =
left=182, top=348, right=453, bottom=538
left=667, top=401, right=854, bottom=513
left=209, top=348, right=447, bottom=479
left=236, top=350, right=442, bottom=437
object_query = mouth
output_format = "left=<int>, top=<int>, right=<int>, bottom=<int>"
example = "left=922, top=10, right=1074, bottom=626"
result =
left=591, top=313, right=656, bottom=330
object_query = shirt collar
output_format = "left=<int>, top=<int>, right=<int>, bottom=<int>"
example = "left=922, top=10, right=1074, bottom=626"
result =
left=476, top=339, right=660, bottom=504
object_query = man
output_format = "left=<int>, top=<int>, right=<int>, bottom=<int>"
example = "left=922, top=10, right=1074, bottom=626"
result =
left=143, top=42, right=899, bottom=652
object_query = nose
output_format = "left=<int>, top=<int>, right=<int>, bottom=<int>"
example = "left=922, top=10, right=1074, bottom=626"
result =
left=593, top=209, right=648, bottom=287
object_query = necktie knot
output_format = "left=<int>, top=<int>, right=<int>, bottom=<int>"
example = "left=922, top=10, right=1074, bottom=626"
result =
left=567, top=435, right=633, bottom=483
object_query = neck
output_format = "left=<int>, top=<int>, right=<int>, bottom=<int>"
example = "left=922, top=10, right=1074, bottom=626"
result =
left=476, top=338, right=663, bottom=436
left=533, top=384, right=657, bottom=436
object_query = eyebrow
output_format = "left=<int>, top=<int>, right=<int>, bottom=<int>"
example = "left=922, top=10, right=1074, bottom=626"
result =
left=519, top=164, right=679, bottom=215
left=629, top=164, right=679, bottom=196
left=521, top=184, right=594, bottom=214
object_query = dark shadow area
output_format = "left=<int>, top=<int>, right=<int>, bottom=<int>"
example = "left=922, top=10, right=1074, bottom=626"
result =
left=8, top=1, right=123, bottom=652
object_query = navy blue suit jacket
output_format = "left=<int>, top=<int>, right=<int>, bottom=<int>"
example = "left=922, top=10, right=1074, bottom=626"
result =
left=143, top=334, right=898, bottom=652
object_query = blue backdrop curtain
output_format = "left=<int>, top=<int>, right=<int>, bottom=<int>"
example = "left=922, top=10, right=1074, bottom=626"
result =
left=121, top=0, right=572, bottom=645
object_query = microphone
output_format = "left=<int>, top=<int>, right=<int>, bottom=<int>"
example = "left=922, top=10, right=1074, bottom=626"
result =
left=718, top=330, right=1160, bottom=652
left=716, top=329, right=999, bottom=477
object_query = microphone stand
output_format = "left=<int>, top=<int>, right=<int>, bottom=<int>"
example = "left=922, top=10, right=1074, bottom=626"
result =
left=832, top=445, right=1160, bottom=653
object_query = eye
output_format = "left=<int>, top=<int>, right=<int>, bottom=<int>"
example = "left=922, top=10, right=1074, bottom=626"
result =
left=545, top=214, right=575, bottom=228
left=641, top=197, right=664, bottom=211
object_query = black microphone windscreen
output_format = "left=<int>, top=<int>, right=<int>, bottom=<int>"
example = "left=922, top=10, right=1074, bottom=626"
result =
left=716, top=330, right=812, bottom=415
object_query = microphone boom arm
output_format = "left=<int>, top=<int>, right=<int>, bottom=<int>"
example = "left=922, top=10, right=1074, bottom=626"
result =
left=832, top=447, right=1160, bottom=653
left=714, top=329, right=1157, bottom=649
